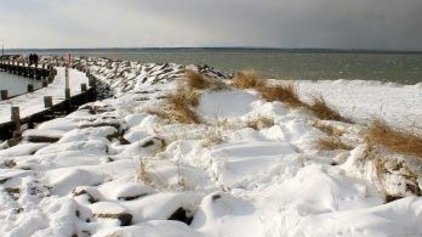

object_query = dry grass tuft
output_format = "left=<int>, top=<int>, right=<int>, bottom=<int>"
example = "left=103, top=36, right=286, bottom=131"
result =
left=202, top=133, right=224, bottom=148
left=307, top=96, right=351, bottom=123
left=185, top=70, right=228, bottom=91
left=138, top=157, right=152, bottom=185
left=167, top=89, right=201, bottom=124
left=247, top=117, right=274, bottom=130
left=316, top=136, right=354, bottom=151
left=232, top=70, right=265, bottom=89
left=258, top=83, right=305, bottom=108
left=366, top=120, right=422, bottom=158
left=311, top=121, right=345, bottom=136
left=185, top=70, right=208, bottom=90
left=231, top=70, right=350, bottom=123
left=146, top=109, right=170, bottom=120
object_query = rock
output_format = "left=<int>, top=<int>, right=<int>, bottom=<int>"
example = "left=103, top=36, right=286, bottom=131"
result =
left=96, top=213, right=133, bottom=226
left=168, top=207, right=193, bottom=225
left=27, top=136, right=60, bottom=143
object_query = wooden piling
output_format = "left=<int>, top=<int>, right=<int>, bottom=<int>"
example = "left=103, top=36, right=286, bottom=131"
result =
left=88, top=76, right=97, bottom=87
left=27, top=84, right=34, bottom=93
left=44, top=96, right=53, bottom=108
left=81, top=83, right=87, bottom=92
left=11, top=107, right=20, bottom=121
left=1, top=90, right=8, bottom=100
left=11, top=107, right=21, bottom=137
left=65, top=89, right=71, bottom=99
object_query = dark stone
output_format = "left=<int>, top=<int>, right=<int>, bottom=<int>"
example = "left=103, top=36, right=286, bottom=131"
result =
left=14, top=207, right=24, bottom=214
left=88, top=195, right=99, bottom=204
left=27, top=136, right=60, bottom=143
left=72, top=189, right=87, bottom=196
left=141, top=140, right=154, bottom=148
left=406, top=183, right=422, bottom=196
left=72, top=188, right=98, bottom=203
left=211, top=194, right=221, bottom=201
left=80, top=122, right=120, bottom=130
left=119, top=137, right=130, bottom=145
left=384, top=194, right=403, bottom=203
left=117, top=213, right=133, bottom=226
left=4, top=159, right=16, bottom=168
left=117, top=193, right=148, bottom=201
left=168, top=207, right=193, bottom=225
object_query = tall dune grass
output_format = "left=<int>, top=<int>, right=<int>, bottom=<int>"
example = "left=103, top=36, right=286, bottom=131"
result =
left=316, top=136, right=353, bottom=151
left=167, top=88, right=201, bottom=124
left=258, top=83, right=305, bottom=108
left=307, top=96, right=351, bottom=123
left=232, top=70, right=265, bottom=89
left=366, top=120, right=422, bottom=158
left=185, top=70, right=208, bottom=90
left=185, top=70, right=227, bottom=91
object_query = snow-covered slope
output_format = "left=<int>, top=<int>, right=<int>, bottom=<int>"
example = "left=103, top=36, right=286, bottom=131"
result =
left=0, top=57, right=421, bottom=237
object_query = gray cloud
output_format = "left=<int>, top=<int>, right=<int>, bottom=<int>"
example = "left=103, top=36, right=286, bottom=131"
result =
left=1, top=0, right=421, bottom=49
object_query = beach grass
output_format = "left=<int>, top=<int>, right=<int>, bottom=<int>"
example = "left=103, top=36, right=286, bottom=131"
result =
left=366, top=120, right=422, bottom=158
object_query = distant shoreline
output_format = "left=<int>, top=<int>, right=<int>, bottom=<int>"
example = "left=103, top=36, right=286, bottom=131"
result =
left=4, top=47, right=422, bottom=55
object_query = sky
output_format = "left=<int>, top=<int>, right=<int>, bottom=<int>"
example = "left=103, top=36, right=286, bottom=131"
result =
left=0, top=0, right=421, bottom=50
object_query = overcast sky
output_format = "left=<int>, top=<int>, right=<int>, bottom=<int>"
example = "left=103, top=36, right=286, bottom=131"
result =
left=1, top=0, right=421, bottom=50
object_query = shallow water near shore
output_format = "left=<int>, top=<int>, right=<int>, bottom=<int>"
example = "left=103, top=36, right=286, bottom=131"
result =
left=9, top=48, right=422, bottom=84
left=0, top=72, right=42, bottom=97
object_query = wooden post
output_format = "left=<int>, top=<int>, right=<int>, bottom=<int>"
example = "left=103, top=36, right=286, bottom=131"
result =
left=88, top=76, right=96, bottom=87
left=11, top=107, right=21, bottom=137
left=0, top=90, right=8, bottom=100
left=42, top=80, right=48, bottom=87
left=48, top=74, right=54, bottom=83
left=11, top=107, right=20, bottom=121
left=44, top=96, right=53, bottom=108
left=32, top=68, right=37, bottom=79
left=65, top=66, right=70, bottom=90
left=27, top=84, right=34, bottom=92
left=81, top=83, right=87, bottom=92
left=65, top=88, right=71, bottom=99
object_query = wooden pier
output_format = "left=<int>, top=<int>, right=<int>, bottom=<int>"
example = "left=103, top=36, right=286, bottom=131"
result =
left=0, top=63, right=99, bottom=141
left=0, top=59, right=57, bottom=101
left=0, top=60, right=53, bottom=80
left=0, top=86, right=96, bottom=141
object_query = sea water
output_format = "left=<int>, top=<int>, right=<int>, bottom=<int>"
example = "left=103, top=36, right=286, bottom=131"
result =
left=8, top=48, right=422, bottom=84
left=0, top=71, right=42, bottom=98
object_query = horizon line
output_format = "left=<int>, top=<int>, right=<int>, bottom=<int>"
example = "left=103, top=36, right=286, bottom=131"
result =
left=4, top=46, right=422, bottom=54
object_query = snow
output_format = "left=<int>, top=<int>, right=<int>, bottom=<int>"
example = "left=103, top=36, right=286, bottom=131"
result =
left=0, top=57, right=421, bottom=237
left=295, top=79, right=422, bottom=128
